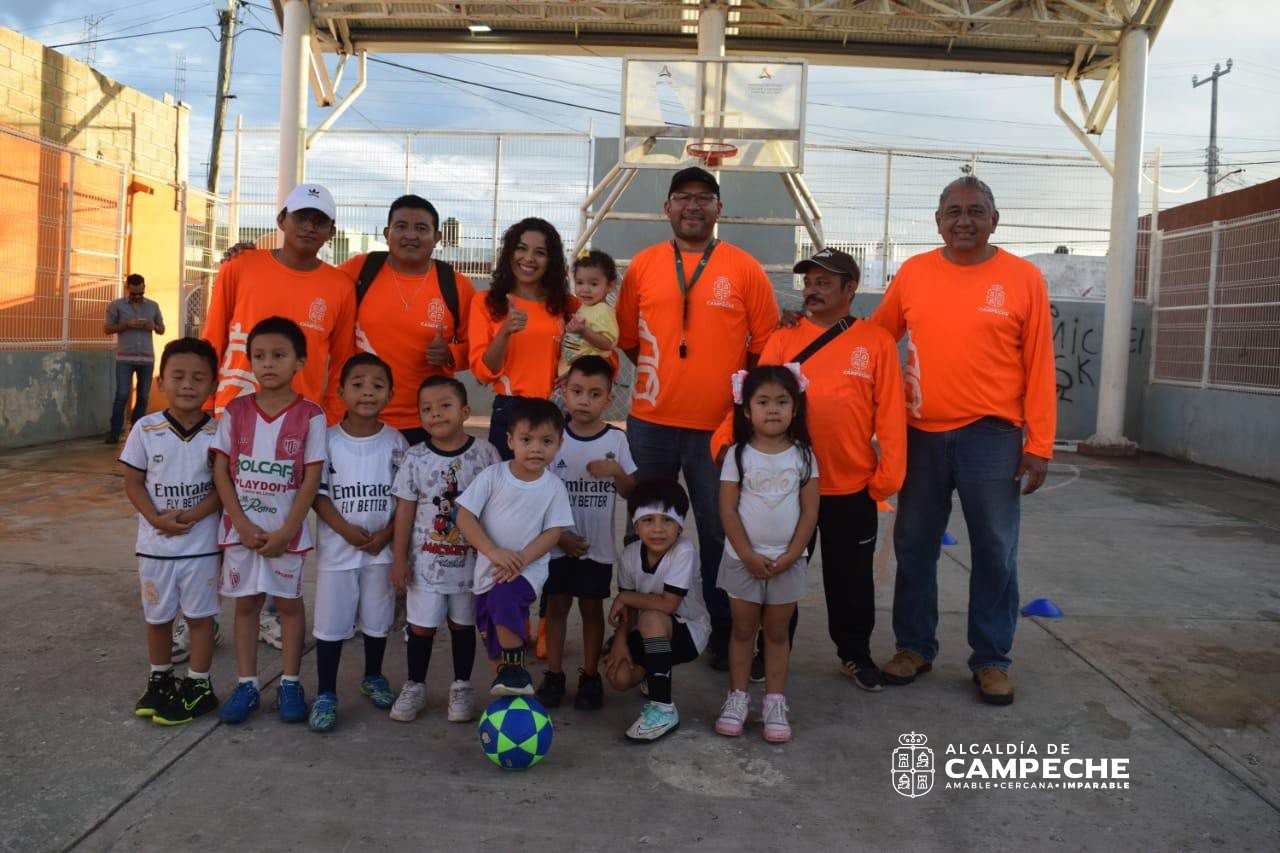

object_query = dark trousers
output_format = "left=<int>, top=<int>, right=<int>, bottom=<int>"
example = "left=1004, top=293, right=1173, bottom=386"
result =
left=110, top=360, right=153, bottom=436
left=811, top=489, right=879, bottom=665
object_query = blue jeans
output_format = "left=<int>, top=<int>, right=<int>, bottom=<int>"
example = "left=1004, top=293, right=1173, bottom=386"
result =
left=110, top=360, right=153, bottom=436
left=626, top=416, right=730, bottom=644
left=892, top=418, right=1023, bottom=672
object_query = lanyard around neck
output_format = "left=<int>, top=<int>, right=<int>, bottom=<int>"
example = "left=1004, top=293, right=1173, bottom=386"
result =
left=673, top=239, right=718, bottom=359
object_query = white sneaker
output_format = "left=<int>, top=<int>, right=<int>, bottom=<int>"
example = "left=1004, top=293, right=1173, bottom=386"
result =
left=447, top=680, right=475, bottom=722
left=389, top=681, right=427, bottom=722
left=762, top=693, right=792, bottom=743
left=170, top=617, right=190, bottom=664
left=714, top=689, right=750, bottom=737
left=625, top=701, right=680, bottom=742
left=258, top=611, right=283, bottom=650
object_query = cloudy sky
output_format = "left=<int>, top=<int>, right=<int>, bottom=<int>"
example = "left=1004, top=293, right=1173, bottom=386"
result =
left=3, top=0, right=1278, bottom=203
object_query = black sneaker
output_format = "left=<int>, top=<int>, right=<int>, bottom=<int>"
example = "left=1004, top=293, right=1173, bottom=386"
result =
left=153, top=677, right=220, bottom=726
left=842, top=660, right=886, bottom=692
left=490, top=664, right=535, bottom=697
left=535, top=670, right=567, bottom=708
left=750, top=654, right=766, bottom=683
left=573, top=669, right=604, bottom=711
left=134, top=670, right=177, bottom=717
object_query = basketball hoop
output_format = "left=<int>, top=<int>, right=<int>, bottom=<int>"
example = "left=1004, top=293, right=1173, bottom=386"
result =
left=686, top=141, right=739, bottom=168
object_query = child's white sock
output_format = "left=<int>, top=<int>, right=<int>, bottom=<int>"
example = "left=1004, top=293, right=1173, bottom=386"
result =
left=280, top=674, right=300, bottom=684
left=187, top=670, right=209, bottom=681
left=150, top=664, right=172, bottom=674
left=238, top=676, right=259, bottom=689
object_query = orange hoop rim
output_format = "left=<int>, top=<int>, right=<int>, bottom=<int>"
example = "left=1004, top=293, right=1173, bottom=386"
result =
left=686, top=142, right=739, bottom=167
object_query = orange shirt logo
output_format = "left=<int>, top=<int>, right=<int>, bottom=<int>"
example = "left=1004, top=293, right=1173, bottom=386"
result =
left=707, top=276, right=735, bottom=308
left=306, top=297, right=328, bottom=329
left=845, top=345, right=872, bottom=380
left=426, top=298, right=446, bottom=327
left=981, top=283, right=1010, bottom=317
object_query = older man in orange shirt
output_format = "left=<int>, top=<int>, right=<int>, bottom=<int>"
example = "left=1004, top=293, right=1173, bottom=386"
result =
left=871, top=176, right=1055, bottom=706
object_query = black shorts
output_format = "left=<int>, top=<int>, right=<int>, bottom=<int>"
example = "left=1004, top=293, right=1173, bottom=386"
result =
left=545, top=556, right=612, bottom=600
left=625, top=620, right=700, bottom=667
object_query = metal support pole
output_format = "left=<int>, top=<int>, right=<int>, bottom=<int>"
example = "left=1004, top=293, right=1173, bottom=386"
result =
left=491, top=136, right=503, bottom=268
left=404, top=134, right=411, bottom=195
left=1201, top=221, right=1220, bottom=388
left=880, top=151, right=893, bottom=288
left=229, top=115, right=242, bottom=244
left=574, top=168, right=639, bottom=257
left=1086, top=25, right=1149, bottom=452
left=781, top=173, right=822, bottom=250
left=276, top=0, right=311, bottom=210
left=61, top=159, right=76, bottom=348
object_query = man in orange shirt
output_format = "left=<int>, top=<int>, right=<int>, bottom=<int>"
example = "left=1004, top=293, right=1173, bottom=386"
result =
left=870, top=176, right=1055, bottom=706
left=337, top=195, right=476, bottom=444
left=204, top=183, right=356, bottom=424
left=616, top=167, right=781, bottom=667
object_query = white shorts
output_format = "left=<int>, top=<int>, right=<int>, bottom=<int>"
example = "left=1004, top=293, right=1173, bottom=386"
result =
left=139, top=555, right=221, bottom=624
left=313, top=564, right=395, bottom=641
left=219, top=545, right=306, bottom=599
left=407, top=587, right=475, bottom=629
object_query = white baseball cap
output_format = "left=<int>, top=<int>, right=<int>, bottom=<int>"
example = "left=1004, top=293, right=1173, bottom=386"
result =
left=283, top=183, right=336, bottom=221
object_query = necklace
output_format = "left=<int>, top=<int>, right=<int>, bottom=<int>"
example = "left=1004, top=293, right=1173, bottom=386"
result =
left=388, top=263, right=429, bottom=312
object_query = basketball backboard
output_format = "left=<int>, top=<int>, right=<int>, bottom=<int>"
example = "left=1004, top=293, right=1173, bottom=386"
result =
left=621, top=56, right=807, bottom=172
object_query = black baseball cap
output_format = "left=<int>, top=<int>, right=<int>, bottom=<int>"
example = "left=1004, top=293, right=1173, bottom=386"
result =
left=793, top=247, right=860, bottom=281
left=668, top=166, right=719, bottom=197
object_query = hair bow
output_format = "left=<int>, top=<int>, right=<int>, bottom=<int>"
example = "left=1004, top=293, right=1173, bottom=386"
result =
left=730, top=369, right=749, bottom=405
left=783, top=362, right=811, bottom=393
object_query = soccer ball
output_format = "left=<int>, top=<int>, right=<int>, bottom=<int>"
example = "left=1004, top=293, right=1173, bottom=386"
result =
left=478, top=696, right=554, bottom=770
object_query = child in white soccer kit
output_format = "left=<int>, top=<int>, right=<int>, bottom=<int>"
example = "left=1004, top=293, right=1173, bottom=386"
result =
left=538, top=355, right=636, bottom=710
left=602, top=479, right=711, bottom=742
left=389, top=376, right=501, bottom=723
left=455, top=398, right=575, bottom=697
left=308, top=353, right=409, bottom=732
left=123, top=338, right=223, bottom=725
left=212, top=317, right=326, bottom=725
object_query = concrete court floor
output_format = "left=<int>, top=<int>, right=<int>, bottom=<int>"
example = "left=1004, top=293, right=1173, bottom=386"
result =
left=0, top=436, right=1278, bottom=853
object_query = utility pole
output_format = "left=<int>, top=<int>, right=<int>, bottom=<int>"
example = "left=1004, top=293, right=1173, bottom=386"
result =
left=207, top=0, right=240, bottom=194
left=1192, top=59, right=1232, bottom=199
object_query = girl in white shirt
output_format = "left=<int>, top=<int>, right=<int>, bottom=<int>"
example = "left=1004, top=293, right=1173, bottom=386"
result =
left=715, top=364, right=819, bottom=743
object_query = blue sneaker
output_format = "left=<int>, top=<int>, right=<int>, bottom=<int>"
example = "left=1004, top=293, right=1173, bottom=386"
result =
left=360, top=675, right=395, bottom=709
left=625, top=701, right=680, bottom=742
left=308, top=691, right=337, bottom=732
left=218, top=682, right=261, bottom=724
left=489, top=664, right=534, bottom=697
left=277, top=680, right=307, bottom=723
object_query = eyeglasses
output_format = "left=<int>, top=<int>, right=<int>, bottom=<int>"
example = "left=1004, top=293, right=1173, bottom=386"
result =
left=669, top=192, right=718, bottom=206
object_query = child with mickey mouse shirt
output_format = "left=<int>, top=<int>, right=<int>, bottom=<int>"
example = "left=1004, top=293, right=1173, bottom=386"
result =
left=389, top=376, right=501, bottom=724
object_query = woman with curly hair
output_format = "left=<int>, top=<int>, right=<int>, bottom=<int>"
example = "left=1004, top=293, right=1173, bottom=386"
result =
left=468, top=217, right=579, bottom=458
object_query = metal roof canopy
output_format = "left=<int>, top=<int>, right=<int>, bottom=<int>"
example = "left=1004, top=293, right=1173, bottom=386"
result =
left=269, top=0, right=1172, bottom=453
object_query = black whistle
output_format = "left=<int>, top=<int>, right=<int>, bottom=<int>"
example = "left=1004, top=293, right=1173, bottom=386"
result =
left=679, top=343, right=687, bottom=358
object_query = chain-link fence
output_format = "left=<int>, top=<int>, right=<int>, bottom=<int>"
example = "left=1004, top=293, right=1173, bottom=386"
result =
left=0, top=125, right=126, bottom=349
left=1150, top=210, right=1280, bottom=394
left=179, top=187, right=231, bottom=338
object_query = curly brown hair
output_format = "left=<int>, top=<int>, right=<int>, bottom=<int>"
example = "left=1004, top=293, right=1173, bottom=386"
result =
left=485, top=217, right=573, bottom=320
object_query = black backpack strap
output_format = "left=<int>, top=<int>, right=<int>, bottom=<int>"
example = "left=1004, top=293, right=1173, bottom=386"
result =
left=792, top=315, right=855, bottom=364
left=354, top=251, right=389, bottom=306
left=434, top=260, right=460, bottom=342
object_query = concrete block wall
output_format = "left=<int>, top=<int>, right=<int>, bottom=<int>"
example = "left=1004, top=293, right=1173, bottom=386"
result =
left=0, top=26, right=188, bottom=184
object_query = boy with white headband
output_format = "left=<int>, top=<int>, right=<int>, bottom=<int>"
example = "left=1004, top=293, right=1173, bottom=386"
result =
left=602, top=479, right=710, bottom=741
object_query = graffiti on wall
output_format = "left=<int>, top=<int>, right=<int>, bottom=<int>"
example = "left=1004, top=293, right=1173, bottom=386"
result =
left=1052, top=304, right=1146, bottom=403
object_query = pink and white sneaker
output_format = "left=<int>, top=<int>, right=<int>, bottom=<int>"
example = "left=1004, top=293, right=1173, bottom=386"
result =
left=762, top=693, right=792, bottom=743
left=714, top=689, right=749, bottom=737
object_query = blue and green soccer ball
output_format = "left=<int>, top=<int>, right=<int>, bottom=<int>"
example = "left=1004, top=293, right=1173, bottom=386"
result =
left=478, top=696, right=554, bottom=769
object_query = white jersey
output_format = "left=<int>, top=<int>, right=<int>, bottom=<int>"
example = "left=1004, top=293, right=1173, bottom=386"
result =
left=457, top=462, right=575, bottom=598
left=548, top=424, right=637, bottom=563
left=721, top=443, right=818, bottom=560
left=212, top=394, right=327, bottom=553
left=617, top=535, right=710, bottom=653
left=390, top=437, right=502, bottom=593
left=317, top=423, right=409, bottom=571
left=119, top=411, right=220, bottom=559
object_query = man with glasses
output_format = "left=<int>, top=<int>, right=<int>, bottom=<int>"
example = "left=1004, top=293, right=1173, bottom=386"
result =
left=615, top=166, right=781, bottom=669
left=104, top=273, right=165, bottom=443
